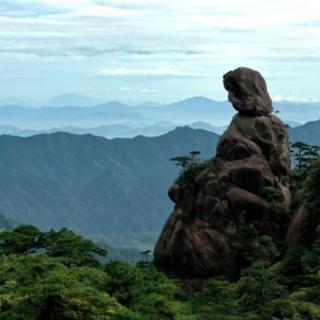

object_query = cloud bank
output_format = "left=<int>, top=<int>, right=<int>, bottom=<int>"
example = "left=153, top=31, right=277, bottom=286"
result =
left=0, top=0, right=319, bottom=102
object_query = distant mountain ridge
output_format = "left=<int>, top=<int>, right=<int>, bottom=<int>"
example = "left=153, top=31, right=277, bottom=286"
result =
left=45, top=94, right=107, bottom=107
left=0, top=127, right=219, bottom=247
left=0, top=119, right=320, bottom=247
left=289, top=118, right=320, bottom=145
left=0, top=121, right=226, bottom=138
left=0, top=97, right=319, bottom=133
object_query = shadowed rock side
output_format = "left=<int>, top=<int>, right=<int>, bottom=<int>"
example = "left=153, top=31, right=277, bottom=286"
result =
left=154, top=67, right=291, bottom=281
left=285, top=205, right=310, bottom=252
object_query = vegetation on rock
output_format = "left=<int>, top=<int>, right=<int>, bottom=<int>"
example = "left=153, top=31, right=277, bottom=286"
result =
left=170, top=151, right=215, bottom=186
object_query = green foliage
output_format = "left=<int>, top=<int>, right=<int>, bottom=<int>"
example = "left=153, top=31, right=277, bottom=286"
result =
left=251, top=235, right=279, bottom=263
left=260, top=186, right=284, bottom=202
left=279, top=246, right=306, bottom=289
left=0, top=225, right=45, bottom=255
left=304, top=158, right=320, bottom=206
left=291, top=142, right=320, bottom=193
left=236, top=215, right=258, bottom=243
left=170, top=156, right=192, bottom=173
left=170, top=151, right=215, bottom=186
left=105, top=261, right=195, bottom=319
left=237, top=261, right=288, bottom=312
left=0, top=225, right=107, bottom=267
left=3, top=223, right=320, bottom=320
left=0, top=228, right=196, bottom=320
left=291, top=142, right=320, bottom=173
left=45, top=228, right=107, bottom=267
left=232, top=218, right=279, bottom=266
left=192, top=279, right=241, bottom=320
left=0, top=255, right=119, bottom=320
left=300, top=239, right=320, bottom=285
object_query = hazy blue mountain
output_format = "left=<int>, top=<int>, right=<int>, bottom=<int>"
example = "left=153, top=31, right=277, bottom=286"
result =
left=0, top=120, right=228, bottom=139
left=140, top=97, right=235, bottom=126
left=0, top=97, right=40, bottom=107
left=0, top=97, right=23, bottom=105
left=45, top=94, right=107, bottom=107
left=289, top=118, right=320, bottom=145
left=3, top=124, right=176, bottom=139
left=137, top=101, right=162, bottom=108
left=188, top=121, right=227, bottom=134
left=0, top=97, right=319, bottom=131
left=0, top=104, right=145, bottom=129
left=285, top=120, right=303, bottom=128
left=0, top=97, right=235, bottom=130
left=275, top=101, right=320, bottom=123
left=0, top=122, right=226, bottom=139
left=0, top=127, right=218, bottom=247
left=0, top=125, right=22, bottom=135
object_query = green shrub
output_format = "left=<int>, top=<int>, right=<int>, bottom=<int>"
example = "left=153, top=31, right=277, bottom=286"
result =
left=260, top=186, right=283, bottom=202
left=170, top=151, right=216, bottom=186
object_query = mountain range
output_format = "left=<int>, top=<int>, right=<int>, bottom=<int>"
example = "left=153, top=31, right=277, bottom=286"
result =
left=0, top=95, right=319, bottom=248
left=289, top=119, right=320, bottom=145
left=0, top=127, right=219, bottom=247
left=0, top=96, right=319, bottom=134
left=0, top=121, right=226, bottom=138
left=0, top=117, right=319, bottom=248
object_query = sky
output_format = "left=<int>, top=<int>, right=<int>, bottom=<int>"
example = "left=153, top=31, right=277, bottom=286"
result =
left=0, top=0, right=320, bottom=104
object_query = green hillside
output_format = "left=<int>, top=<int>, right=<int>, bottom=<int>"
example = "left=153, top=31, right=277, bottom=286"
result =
left=0, top=127, right=218, bottom=247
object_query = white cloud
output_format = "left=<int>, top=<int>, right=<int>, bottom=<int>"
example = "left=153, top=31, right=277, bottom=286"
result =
left=97, top=67, right=197, bottom=77
left=273, top=94, right=320, bottom=103
left=273, top=94, right=285, bottom=102
left=73, top=5, right=130, bottom=17
left=1, top=0, right=320, bottom=101
left=119, top=86, right=132, bottom=91
left=1, top=0, right=320, bottom=61
left=140, top=88, right=159, bottom=93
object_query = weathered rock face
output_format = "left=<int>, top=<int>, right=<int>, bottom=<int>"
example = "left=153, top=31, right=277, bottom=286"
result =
left=223, top=67, right=273, bottom=116
left=154, top=67, right=291, bottom=281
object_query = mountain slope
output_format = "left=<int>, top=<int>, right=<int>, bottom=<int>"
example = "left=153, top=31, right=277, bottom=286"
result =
left=0, top=127, right=219, bottom=246
left=289, top=118, right=320, bottom=145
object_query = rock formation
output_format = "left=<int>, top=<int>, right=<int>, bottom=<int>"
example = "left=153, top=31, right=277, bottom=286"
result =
left=154, top=67, right=291, bottom=281
left=223, top=67, right=273, bottom=116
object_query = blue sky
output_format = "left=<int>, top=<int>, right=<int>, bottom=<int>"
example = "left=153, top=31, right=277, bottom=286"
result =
left=0, top=0, right=320, bottom=103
